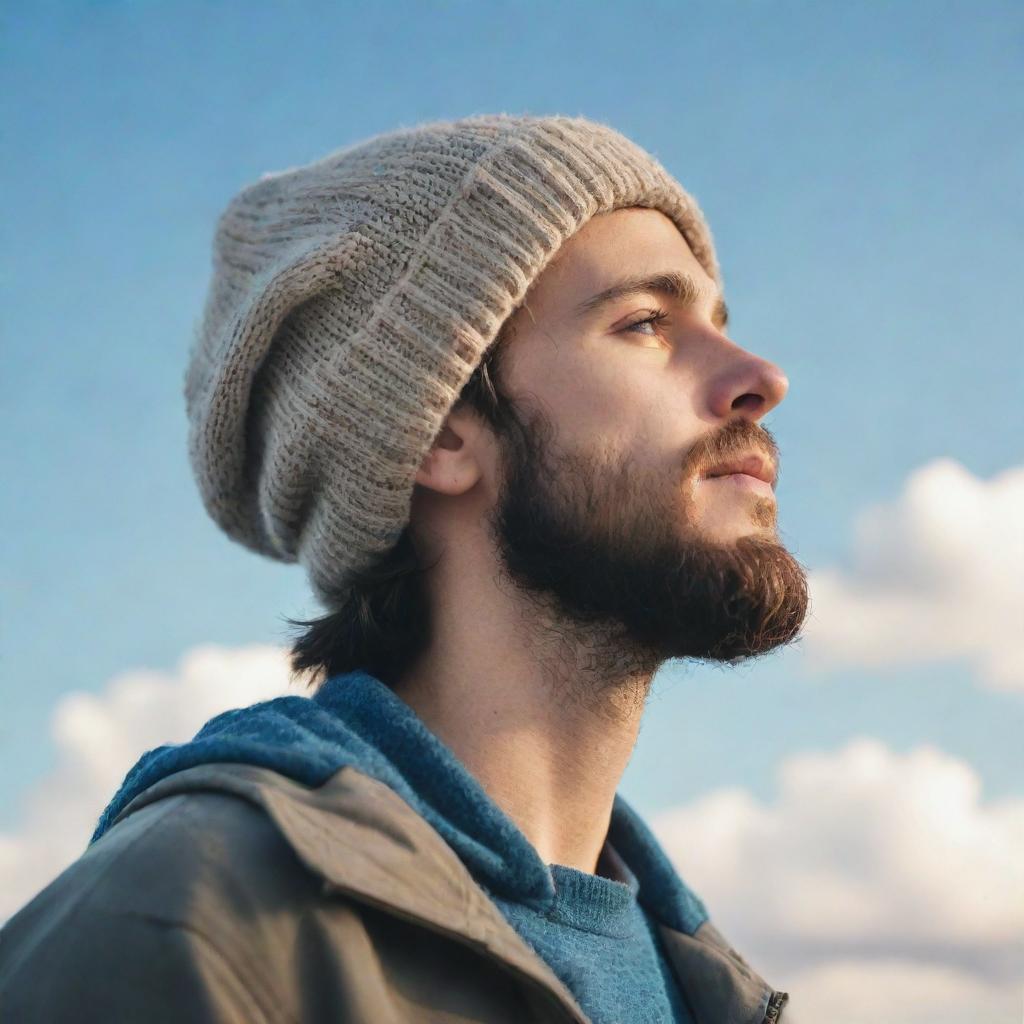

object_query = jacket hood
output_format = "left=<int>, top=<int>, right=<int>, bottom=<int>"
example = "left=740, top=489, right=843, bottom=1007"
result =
left=91, top=669, right=708, bottom=935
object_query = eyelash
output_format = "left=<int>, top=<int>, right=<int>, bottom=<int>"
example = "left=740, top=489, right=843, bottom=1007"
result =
left=621, top=308, right=671, bottom=338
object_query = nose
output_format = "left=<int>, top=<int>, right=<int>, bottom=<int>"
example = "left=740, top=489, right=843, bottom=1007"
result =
left=706, top=347, right=789, bottom=421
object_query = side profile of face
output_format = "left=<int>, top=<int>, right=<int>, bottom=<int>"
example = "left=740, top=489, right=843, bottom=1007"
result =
left=417, top=206, right=809, bottom=667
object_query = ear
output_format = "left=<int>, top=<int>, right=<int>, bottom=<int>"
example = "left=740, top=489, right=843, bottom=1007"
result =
left=415, top=403, right=487, bottom=496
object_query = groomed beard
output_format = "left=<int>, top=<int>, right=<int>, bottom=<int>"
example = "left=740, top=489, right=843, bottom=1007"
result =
left=487, top=402, right=810, bottom=673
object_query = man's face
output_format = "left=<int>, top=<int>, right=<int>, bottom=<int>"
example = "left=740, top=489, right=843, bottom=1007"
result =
left=485, top=206, right=809, bottom=664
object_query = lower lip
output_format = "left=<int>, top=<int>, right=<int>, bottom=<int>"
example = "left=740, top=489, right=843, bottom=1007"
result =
left=704, top=473, right=776, bottom=497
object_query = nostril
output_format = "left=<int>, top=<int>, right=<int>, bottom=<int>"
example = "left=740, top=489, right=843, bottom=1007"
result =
left=731, top=393, right=764, bottom=414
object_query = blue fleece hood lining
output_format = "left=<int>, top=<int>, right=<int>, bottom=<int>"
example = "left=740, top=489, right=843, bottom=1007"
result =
left=91, top=669, right=708, bottom=935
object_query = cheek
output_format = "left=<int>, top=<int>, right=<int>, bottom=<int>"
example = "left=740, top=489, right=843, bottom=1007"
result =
left=511, top=337, right=701, bottom=457
left=554, top=366, right=650, bottom=448
left=560, top=365, right=697, bottom=467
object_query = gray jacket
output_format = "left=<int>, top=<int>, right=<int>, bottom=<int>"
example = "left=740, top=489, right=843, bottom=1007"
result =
left=0, top=763, right=790, bottom=1022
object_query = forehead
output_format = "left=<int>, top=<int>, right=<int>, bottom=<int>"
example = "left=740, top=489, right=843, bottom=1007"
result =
left=526, top=207, right=714, bottom=310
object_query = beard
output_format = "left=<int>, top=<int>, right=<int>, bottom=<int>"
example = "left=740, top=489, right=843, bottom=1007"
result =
left=486, top=403, right=809, bottom=669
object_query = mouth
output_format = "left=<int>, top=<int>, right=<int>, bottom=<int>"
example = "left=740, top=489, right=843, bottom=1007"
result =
left=701, top=453, right=777, bottom=490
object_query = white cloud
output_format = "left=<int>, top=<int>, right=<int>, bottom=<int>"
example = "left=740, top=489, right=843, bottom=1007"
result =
left=652, top=738, right=1024, bottom=1024
left=801, top=457, right=1024, bottom=691
left=1, top=643, right=296, bottom=923
left=784, top=959, right=1020, bottom=1024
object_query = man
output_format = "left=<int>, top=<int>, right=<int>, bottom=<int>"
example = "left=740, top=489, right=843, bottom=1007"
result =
left=0, top=113, right=807, bottom=1022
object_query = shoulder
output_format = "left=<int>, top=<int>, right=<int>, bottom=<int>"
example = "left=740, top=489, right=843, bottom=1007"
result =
left=0, top=790, right=321, bottom=1023
left=87, top=788, right=321, bottom=919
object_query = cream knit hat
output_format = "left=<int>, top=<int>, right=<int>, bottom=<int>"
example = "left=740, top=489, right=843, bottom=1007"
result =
left=184, top=113, right=721, bottom=608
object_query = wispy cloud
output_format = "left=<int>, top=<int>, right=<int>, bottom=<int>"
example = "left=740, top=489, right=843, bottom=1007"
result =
left=802, top=458, right=1024, bottom=691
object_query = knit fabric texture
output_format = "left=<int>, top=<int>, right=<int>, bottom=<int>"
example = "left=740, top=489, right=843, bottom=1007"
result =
left=91, top=670, right=706, bottom=1022
left=184, top=113, right=721, bottom=608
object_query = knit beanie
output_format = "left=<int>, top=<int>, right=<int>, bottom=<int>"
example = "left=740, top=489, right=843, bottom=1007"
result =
left=184, top=113, right=722, bottom=608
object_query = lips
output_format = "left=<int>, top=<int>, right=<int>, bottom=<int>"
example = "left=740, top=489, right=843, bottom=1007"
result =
left=702, top=453, right=777, bottom=487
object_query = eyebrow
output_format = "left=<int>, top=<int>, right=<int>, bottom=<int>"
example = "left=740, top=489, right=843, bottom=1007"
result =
left=573, top=270, right=729, bottom=330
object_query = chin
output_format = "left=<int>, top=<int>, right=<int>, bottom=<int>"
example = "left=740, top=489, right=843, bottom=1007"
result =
left=694, top=513, right=778, bottom=545
left=696, top=497, right=774, bottom=540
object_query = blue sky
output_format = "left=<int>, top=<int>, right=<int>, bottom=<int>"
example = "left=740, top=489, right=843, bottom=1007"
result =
left=4, top=3, right=1022, bottom=1014
left=2, top=3, right=1023, bottom=996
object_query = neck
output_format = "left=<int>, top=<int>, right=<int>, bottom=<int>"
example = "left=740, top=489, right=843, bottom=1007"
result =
left=392, top=539, right=661, bottom=874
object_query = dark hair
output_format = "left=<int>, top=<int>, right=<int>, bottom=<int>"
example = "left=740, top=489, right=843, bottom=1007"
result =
left=284, top=317, right=520, bottom=692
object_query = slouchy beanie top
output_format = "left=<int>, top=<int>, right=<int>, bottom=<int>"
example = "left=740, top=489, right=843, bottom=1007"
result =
left=184, top=113, right=721, bottom=609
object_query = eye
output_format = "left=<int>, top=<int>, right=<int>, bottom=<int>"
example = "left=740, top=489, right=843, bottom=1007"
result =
left=620, top=309, right=671, bottom=342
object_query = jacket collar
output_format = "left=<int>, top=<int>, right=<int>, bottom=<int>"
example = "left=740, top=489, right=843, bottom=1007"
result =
left=659, top=922, right=789, bottom=1023
left=112, top=761, right=785, bottom=1024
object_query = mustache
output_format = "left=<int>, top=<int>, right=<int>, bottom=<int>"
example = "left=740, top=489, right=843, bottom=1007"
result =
left=686, top=418, right=780, bottom=481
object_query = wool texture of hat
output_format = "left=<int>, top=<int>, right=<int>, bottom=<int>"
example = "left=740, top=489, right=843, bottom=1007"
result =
left=184, top=112, right=722, bottom=609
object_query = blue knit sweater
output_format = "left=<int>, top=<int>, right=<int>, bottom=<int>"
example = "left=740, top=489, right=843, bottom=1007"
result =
left=92, top=670, right=705, bottom=1023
